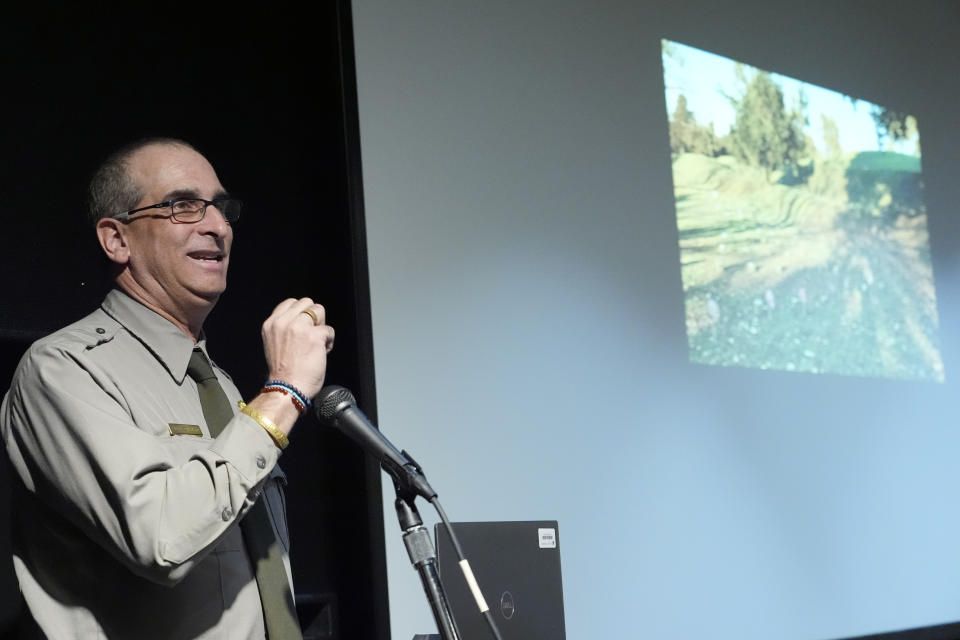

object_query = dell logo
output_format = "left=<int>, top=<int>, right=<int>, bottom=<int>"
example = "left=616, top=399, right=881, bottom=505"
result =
left=500, top=591, right=516, bottom=619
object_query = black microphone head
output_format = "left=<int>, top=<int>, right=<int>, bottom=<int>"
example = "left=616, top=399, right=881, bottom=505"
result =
left=315, top=385, right=356, bottom=423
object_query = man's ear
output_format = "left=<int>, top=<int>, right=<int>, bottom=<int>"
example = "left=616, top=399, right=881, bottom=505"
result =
left=96, top=218, right=131, bottom=265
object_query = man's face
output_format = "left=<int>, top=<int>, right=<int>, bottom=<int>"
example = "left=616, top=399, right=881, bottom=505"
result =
left=119, top=143, right=234, bottom=317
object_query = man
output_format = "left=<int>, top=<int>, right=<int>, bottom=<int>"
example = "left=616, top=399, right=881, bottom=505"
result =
left=1, top=138, right=334, bottom=639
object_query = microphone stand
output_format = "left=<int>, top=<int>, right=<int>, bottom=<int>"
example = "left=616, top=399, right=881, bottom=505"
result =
left=392, top=473, right=460, bottom=640
left=314, top=387, right=499, bottom=639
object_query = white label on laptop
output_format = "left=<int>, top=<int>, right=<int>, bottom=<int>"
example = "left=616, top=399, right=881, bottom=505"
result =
left=538, top=527, right=557, bottom=549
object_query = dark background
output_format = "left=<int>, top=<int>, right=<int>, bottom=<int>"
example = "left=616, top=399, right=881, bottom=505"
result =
left=0, top=2, right=386, bottom=638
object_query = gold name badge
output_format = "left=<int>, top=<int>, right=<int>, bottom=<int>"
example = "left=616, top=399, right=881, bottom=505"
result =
left=168, top=423, right=203, bottom=437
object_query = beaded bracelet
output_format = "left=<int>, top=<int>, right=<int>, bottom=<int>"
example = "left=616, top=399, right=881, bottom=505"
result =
left=238, top=401, right=289, bottom=449
left=263, top=380, right=312, bottom=411
left=262, top=385, right=306, bottom=414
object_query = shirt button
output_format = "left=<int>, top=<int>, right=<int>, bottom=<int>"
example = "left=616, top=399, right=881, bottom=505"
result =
left=256, top=455, right=267, bottom=469
left=221, top=507, right=234, bottom=521
left=96, top=328, right=105, bottom=334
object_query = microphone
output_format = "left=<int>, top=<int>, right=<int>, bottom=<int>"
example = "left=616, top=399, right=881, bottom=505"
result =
left=315, top=385, right=437, bottom=500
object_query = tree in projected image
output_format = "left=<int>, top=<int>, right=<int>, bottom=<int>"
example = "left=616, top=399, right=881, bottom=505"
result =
left=670, top=94, right=720, bottom=156
left=727, top=68, right=809, bottom=183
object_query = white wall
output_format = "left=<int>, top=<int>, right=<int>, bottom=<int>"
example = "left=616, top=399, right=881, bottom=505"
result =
left=350, top=1, right=960, bottom=638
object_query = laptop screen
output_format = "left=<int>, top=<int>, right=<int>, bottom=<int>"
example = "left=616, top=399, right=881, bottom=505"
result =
left=434, top=521, right=566, bottom=640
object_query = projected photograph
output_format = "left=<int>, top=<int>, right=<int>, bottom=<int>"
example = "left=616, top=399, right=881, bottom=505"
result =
left=662, top=40, right=942, bottom=382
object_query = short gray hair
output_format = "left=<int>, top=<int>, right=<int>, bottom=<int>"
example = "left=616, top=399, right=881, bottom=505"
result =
left=86, top=137, right=196, bottom=227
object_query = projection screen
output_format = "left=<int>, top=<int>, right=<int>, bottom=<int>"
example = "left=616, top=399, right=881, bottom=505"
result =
left=350, top=1, right=960, bottom=638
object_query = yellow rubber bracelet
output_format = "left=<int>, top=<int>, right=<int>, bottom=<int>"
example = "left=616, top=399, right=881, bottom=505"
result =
left=237, top=401, right=289, bottom=449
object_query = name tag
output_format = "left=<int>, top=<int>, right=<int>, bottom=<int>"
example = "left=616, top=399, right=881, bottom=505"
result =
left=168, top=423, right=203, bottom=437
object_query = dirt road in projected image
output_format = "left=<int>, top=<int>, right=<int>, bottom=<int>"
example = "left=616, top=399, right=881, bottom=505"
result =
left=675, top=151, right=943, bottom=382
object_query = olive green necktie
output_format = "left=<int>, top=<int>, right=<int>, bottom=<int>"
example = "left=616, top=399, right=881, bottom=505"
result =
left=187, top=348, right=303, bottom=640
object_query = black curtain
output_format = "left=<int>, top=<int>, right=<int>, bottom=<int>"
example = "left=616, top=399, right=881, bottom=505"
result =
left=0, top=2, right=387, bottom=639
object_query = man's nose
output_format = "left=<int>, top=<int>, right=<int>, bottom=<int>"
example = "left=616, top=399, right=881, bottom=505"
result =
left=199, top=204, right=232, bottom=235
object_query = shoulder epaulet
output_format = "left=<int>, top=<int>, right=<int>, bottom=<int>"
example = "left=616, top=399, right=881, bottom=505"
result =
left=34, top=308, right=123, bottom=353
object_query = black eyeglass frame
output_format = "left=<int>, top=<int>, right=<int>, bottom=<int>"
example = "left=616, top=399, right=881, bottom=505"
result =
left=112, top=197, right=242, bottom=223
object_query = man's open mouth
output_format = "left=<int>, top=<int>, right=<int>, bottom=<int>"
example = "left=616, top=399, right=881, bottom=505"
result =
left=188, top=251, right=225, bottom=262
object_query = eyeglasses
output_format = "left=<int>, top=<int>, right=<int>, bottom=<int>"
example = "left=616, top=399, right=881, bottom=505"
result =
left=113, top=197, right=243, bottom=223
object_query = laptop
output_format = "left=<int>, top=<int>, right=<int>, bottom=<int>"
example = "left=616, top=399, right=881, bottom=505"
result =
left=434, top=520, right=566, bottom=640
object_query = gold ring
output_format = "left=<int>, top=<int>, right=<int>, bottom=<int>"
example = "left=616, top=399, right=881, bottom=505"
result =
left=301, top=308, right=320, bottom=326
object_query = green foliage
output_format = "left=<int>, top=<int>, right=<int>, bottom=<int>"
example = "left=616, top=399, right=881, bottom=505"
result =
left=669, top=94, right=720, bottom=156
left=728, top=71, right=808, bottom=181
left=871, top=106, right=908, bottom=146
left=842, top=151, right=925, bottom=226
left=821, top=115, right=842, bottom=156
left=870, top=106, right=920, bottom=154
left=848, top=151, right=921, bottom=173
left=807, top=154, right=850, bottom=200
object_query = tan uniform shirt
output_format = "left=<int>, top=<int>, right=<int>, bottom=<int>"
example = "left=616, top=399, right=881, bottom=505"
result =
left=1, top=289, right=292, bottom=639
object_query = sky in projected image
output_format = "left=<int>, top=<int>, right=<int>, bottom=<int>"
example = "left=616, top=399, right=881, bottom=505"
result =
left=662, top=40, right=942, bottom=382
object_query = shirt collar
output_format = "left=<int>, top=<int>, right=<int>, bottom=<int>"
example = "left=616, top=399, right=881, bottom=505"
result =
left=100, top=288, right=208, bottom=384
